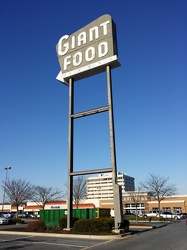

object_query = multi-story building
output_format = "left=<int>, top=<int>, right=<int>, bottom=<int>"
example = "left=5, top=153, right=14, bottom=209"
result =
left=1, top=195, right=187, bottom=216
left=99, top=193, right=187, bottom=215
left=86, top=172, right=135, bottom=199
left=98, top=191, right=150, bottom=215
left=122, top=191, right=150, bottom=215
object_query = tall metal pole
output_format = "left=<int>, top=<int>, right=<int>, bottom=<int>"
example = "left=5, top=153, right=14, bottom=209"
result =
left=2, top=166, right=11, bottom=214
left=106, top=65, right=117, bottom=184
left=67, top=78, right=74, bottom=229
left=106, top=65, right=123, bottom=230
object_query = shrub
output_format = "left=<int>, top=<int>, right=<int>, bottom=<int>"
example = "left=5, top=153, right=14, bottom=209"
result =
left=73, top=218, right=114, bottom=234
left=59, top=216, right=79, bottom=229
left=120, top=219, right=129, bottom=232
left=28, top=220, right=46, bottom=231
left=125, top=216, right=166, bottom=222
left=73, top=219, right=91, bottom=233
left=8, top=219, right=16, bottom=225
left=8, top=218, right=23, bottom=224
left=99, top=218, right=115, bottom=232
left=147, top=217, right=166, bottom=222
left=124, top=215, right=136, bottom=221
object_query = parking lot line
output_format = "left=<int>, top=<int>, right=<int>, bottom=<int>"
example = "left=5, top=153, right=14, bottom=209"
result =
left=80, top=239, right=116, bottom=250
left=0, top=236, right=87, bottom=249
left=0, top=235, right=34, bottom=243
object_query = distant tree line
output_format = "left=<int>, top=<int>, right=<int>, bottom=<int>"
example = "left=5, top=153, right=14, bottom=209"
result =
left=2, top=175, right=87, bottom=218
left=2, top=178, right=64, bottom=217
left=2, top=173, right=177, bottom=218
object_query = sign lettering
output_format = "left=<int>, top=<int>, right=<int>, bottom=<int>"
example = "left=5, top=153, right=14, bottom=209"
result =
left=56, top=14, right=120, bottom=84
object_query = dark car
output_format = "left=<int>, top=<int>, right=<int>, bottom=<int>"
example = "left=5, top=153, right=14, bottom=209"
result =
left=181, top=213, right=187, bottom=219
left=124, top=212, right=136, bottom=217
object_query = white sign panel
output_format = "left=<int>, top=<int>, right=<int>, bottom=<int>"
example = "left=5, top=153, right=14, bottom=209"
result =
left=56, top=14, right=120, bottom=84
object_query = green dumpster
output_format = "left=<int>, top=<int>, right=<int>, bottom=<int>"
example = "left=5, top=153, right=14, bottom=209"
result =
left=40, top=209, right=67, bottom=227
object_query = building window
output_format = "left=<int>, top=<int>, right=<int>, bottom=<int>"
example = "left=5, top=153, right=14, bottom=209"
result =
left=139, top=203, right=144, bottom=208
left=152, top=207, right=159, bottom=211
left=162, top=207, right=171, bottom=212
left=173, top=207, right=182, bottom=214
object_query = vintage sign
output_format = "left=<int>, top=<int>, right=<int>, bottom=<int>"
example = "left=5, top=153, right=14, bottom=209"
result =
left=56, top=14, right=120, bottom=84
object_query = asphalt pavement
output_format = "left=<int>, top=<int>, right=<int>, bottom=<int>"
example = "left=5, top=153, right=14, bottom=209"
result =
left=1, top=221, right=186, bottom=250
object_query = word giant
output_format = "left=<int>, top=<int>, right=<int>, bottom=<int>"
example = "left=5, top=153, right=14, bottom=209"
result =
left=56, top=14, right=120, bottom=85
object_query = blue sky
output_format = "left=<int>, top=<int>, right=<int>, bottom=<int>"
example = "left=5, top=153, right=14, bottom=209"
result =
left=0, top=0, right=186, bottom=201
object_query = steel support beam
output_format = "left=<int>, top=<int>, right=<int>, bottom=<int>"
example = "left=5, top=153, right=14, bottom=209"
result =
left=67, top=78, right=74, bottom=229
left=69, top=168, right=112, bottom=176
left=71, top=106, right=109, bottom=119
left=66, top=67, right=122, bottom=230
left=106, top=65, right=123, bottom=229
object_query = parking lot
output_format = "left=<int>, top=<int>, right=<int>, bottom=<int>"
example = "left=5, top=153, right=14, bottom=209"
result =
left=0, top=233, right=109, bottom=250
left=0, top=220, right=186, bottom=249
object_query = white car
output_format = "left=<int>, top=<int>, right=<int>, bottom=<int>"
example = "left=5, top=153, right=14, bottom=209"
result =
left=144, top=211, right=159, bottom=217
left=160, top=212, right=183, bottom=220
left=0, top=217, right=9, bottom=225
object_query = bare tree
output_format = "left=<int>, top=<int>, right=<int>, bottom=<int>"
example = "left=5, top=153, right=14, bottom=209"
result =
left=140, top=173, right=177, bottom=215
left=32, top=186, right=64, bottom=209
left=65, top=176, right=87, bottom=208
left=127, top=189, right=146, bottom=224
left=73, top=176, right=87, bottom=209
left=3, top=178, right=33, bottom=217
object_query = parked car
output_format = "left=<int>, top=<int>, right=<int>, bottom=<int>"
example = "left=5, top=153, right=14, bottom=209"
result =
left=2, top=213, right=14, bottom=218
left=144, top=211, right=159, bottom=217
left=0, top=217, right=9, bottom=225
left=29, top=214, right=37, bottom=218
left=18, top=213, right=26, bottom=218
left=160, top=212, right=183, bottom=220
left=27, top=213, right=40, bottom=218
left=181, top=213, right=187, bottom=219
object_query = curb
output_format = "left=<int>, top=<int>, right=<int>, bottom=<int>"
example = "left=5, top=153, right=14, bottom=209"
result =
left=0, top=230, right=131, bottom=239
left=130, top=225, right=154, bottom=229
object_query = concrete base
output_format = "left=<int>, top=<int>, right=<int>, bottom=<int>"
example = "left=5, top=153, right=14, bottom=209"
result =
left=112, top=229, right=125, bottom=234
left=63, top=228, right=73, bottom=231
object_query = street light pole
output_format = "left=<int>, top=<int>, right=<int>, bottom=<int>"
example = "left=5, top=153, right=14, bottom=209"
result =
left=1, top=166, right=11, bottom=214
